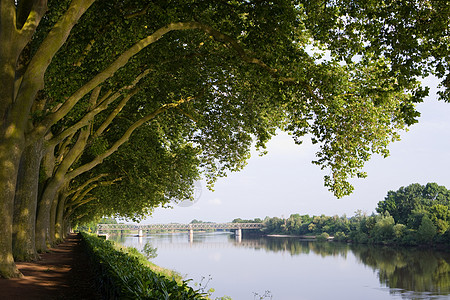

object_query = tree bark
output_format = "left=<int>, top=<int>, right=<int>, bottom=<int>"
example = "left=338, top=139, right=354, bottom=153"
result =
left=55, top=191, right=68, bottom=242
left=12, top=139, right=44, bottom=261
left=36, top=126, right=90, bottom=251
left=0, top=135, right=24, bottom=278
left=35, top=176, right=61, bottom=252
left=0, top=1, right=26, bottom=278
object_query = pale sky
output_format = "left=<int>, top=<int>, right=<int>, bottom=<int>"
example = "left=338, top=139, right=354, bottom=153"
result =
left=144, top=76, right=450, bottom=224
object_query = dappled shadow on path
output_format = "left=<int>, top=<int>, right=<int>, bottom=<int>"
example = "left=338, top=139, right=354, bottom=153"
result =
left=0, top=234, right=100, bottom=299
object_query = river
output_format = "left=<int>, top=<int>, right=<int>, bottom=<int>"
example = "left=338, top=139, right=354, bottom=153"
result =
left=108, top=232, right=450, bottom=300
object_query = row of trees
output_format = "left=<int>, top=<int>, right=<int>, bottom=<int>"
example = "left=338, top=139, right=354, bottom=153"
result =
left=261, top=183, right=450, bottom=246
left=1, top=1, right=449, bottom=278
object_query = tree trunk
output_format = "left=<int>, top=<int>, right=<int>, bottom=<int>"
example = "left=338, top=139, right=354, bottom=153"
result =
left=0, top=137, right=24, bottom=278
left=55, top=192, right=67, bottom=242
left=49, top=192, right=59, bottom=245
left=0, top=17, right=25, bottom=277
left=35, top=177, right=63, bottom=252
left=12, top=140, right=44, bottom=261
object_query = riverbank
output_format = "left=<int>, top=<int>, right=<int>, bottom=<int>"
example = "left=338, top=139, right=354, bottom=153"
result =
left=266, top=234, right=316, bottom=239
left=0, top=233, right=100, bottom=299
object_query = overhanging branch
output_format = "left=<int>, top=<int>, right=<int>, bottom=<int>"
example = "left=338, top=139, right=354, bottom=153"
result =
left=66, top=95, right=196, bottom=181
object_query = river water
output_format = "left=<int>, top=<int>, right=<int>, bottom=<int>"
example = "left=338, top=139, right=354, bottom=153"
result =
left=109, top=232, right=450, bottom=300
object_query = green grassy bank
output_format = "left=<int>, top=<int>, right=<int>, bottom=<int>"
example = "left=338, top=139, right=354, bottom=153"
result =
left=80, top=233, right=207, bottom=299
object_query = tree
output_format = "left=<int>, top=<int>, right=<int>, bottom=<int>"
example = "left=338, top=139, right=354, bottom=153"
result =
left=393, top=224, right=407, bottom=240
left=376, top=183, right=450, bottom=225
left=303, top=0, right=450, bottom=102
left=428, top=204, right=450, bottom=234
left=417, top=215, right=437, bottom=244
left=316, top=232, right=330, bottom=242
left=0, top=0, right=448, bottom=278
left=371, top=213, right=395, bottom=242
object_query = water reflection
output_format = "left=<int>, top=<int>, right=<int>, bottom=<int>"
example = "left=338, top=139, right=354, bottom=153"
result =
left=351, top=246, right=450, bottom=299
left=258, top=238, right=450, bottom=298
left=109, top=233, right=450, bottom=299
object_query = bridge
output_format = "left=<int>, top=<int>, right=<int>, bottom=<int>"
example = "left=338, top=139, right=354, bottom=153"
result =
left=97, top=223, right=263, bottom=241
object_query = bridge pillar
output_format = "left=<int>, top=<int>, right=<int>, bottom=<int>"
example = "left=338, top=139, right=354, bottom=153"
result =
left=236, top=228, right=242, bottom=237
left=235, top=228, right=242, bottom=243
left=188, top=229, right=194, bottom=242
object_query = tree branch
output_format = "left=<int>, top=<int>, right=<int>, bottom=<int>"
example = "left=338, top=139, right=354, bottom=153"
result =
left=66, top=173, right=108, bottom=198
left=93, top=89, right=139, bottom=138
left=48, top=69, right=150, bottom=147
left=14, top=0, right=95, bottom=134
left=67, top=178, right=121, bottom=215
left=192, top=22, right=297, bottom=84
left=32, top=20, right=304, bottom=142
left=17, top=0, right=47, bottom=42
left=0, top=0, right=17, bottom=33
left=54, top=132, right=75, bottom=168
left=66, top=95, right=196, bottom=181
left=36, top=22, right=203, bottom=135
left=53, top=125, right=91, bottom=184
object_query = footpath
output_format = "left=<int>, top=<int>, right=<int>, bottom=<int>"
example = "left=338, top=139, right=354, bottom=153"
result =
left=0, top=234, right=100, bottom=300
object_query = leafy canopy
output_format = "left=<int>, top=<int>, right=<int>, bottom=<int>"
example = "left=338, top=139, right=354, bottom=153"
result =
left=25, top=0, right=450, bottom=222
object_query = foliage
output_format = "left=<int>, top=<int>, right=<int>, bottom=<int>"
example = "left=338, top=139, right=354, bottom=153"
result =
left=316, top=232, right=330, bottom=242
left=371, top=213, right=395, bottom=243
left=143, top=242, right=158, bottom=260
left=190, top=220, right=214, bottom=224
left=303, top=0, right=450, bottom=102
left=376, top=182, right=450, bottom=242
left=80, top=233, right=206, bottom=299
left=393, top=224, right=407, bottom=240
left=417, top=216, right=437, bottom=245
left=376, top=183, right=450, bottom=226
left=262, top=183, right=450, bottom=246
left=232, top=218, right=263, bottom=223
left=253, top=290, right=273, bottom=300
left=74, top=217, right=117, bottom=233
left=1, top=0, right=450, bottom=278
left=334, top=231, right=348, bottom=243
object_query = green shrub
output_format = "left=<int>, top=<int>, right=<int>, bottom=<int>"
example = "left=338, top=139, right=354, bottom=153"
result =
left=334, top=231, right=347, bottom=243
left=81, top=233, right=206, bottom=299
left=352, top=232, right=369, bottom=244
left=316, top=232, right=330, bottom=242
left=417, top=215, right=437, bottom=244
left=393, top=224, right=406, bottom=240
left=371, top=213, right=395, bottom=243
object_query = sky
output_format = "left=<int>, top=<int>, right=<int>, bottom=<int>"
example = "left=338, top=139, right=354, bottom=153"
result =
left=143, top=77, right=450, bottom=224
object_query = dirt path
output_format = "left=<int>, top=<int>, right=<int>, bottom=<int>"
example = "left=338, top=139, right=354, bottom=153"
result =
left=0, top=234, right=101, bottom=300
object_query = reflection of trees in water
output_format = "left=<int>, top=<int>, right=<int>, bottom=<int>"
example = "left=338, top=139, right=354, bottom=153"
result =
left=247, top=237, right=349, bottom=258
left=111, top=234, right=450, bottom=298
left=245, top=238, right=450, bottom=298
left=351, top=245, right=450, bottom=297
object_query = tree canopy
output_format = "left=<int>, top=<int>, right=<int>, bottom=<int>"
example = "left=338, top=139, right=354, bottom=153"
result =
left=376, top=182, right=450, bottom=231
left=0, top=0, right=449, bottom=278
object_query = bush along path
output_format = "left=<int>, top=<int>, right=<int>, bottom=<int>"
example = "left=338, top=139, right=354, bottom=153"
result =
left=81, top=233, right=207, bottom=299
left=0, top=233, right=100, bottom=299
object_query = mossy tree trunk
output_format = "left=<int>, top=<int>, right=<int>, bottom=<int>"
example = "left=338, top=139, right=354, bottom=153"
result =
left=55, top=191, right=68, bottom=242
left=36, top=126, right=90, bottom=252
left=12, top=139, right=44, bottom=261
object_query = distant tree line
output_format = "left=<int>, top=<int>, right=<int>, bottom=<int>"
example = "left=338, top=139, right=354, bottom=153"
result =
left=231, top=218, right=263, bottom=224
left=247, top=183, right=450, bottom=246
left=75, top=217, right=118, bottom=233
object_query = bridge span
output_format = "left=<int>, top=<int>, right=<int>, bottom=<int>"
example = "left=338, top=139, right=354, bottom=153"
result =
left=97, top=223, right=263, bottom=240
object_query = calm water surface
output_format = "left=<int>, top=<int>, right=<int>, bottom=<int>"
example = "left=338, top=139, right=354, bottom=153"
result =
left=109, top=232, right=450, bottom=300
